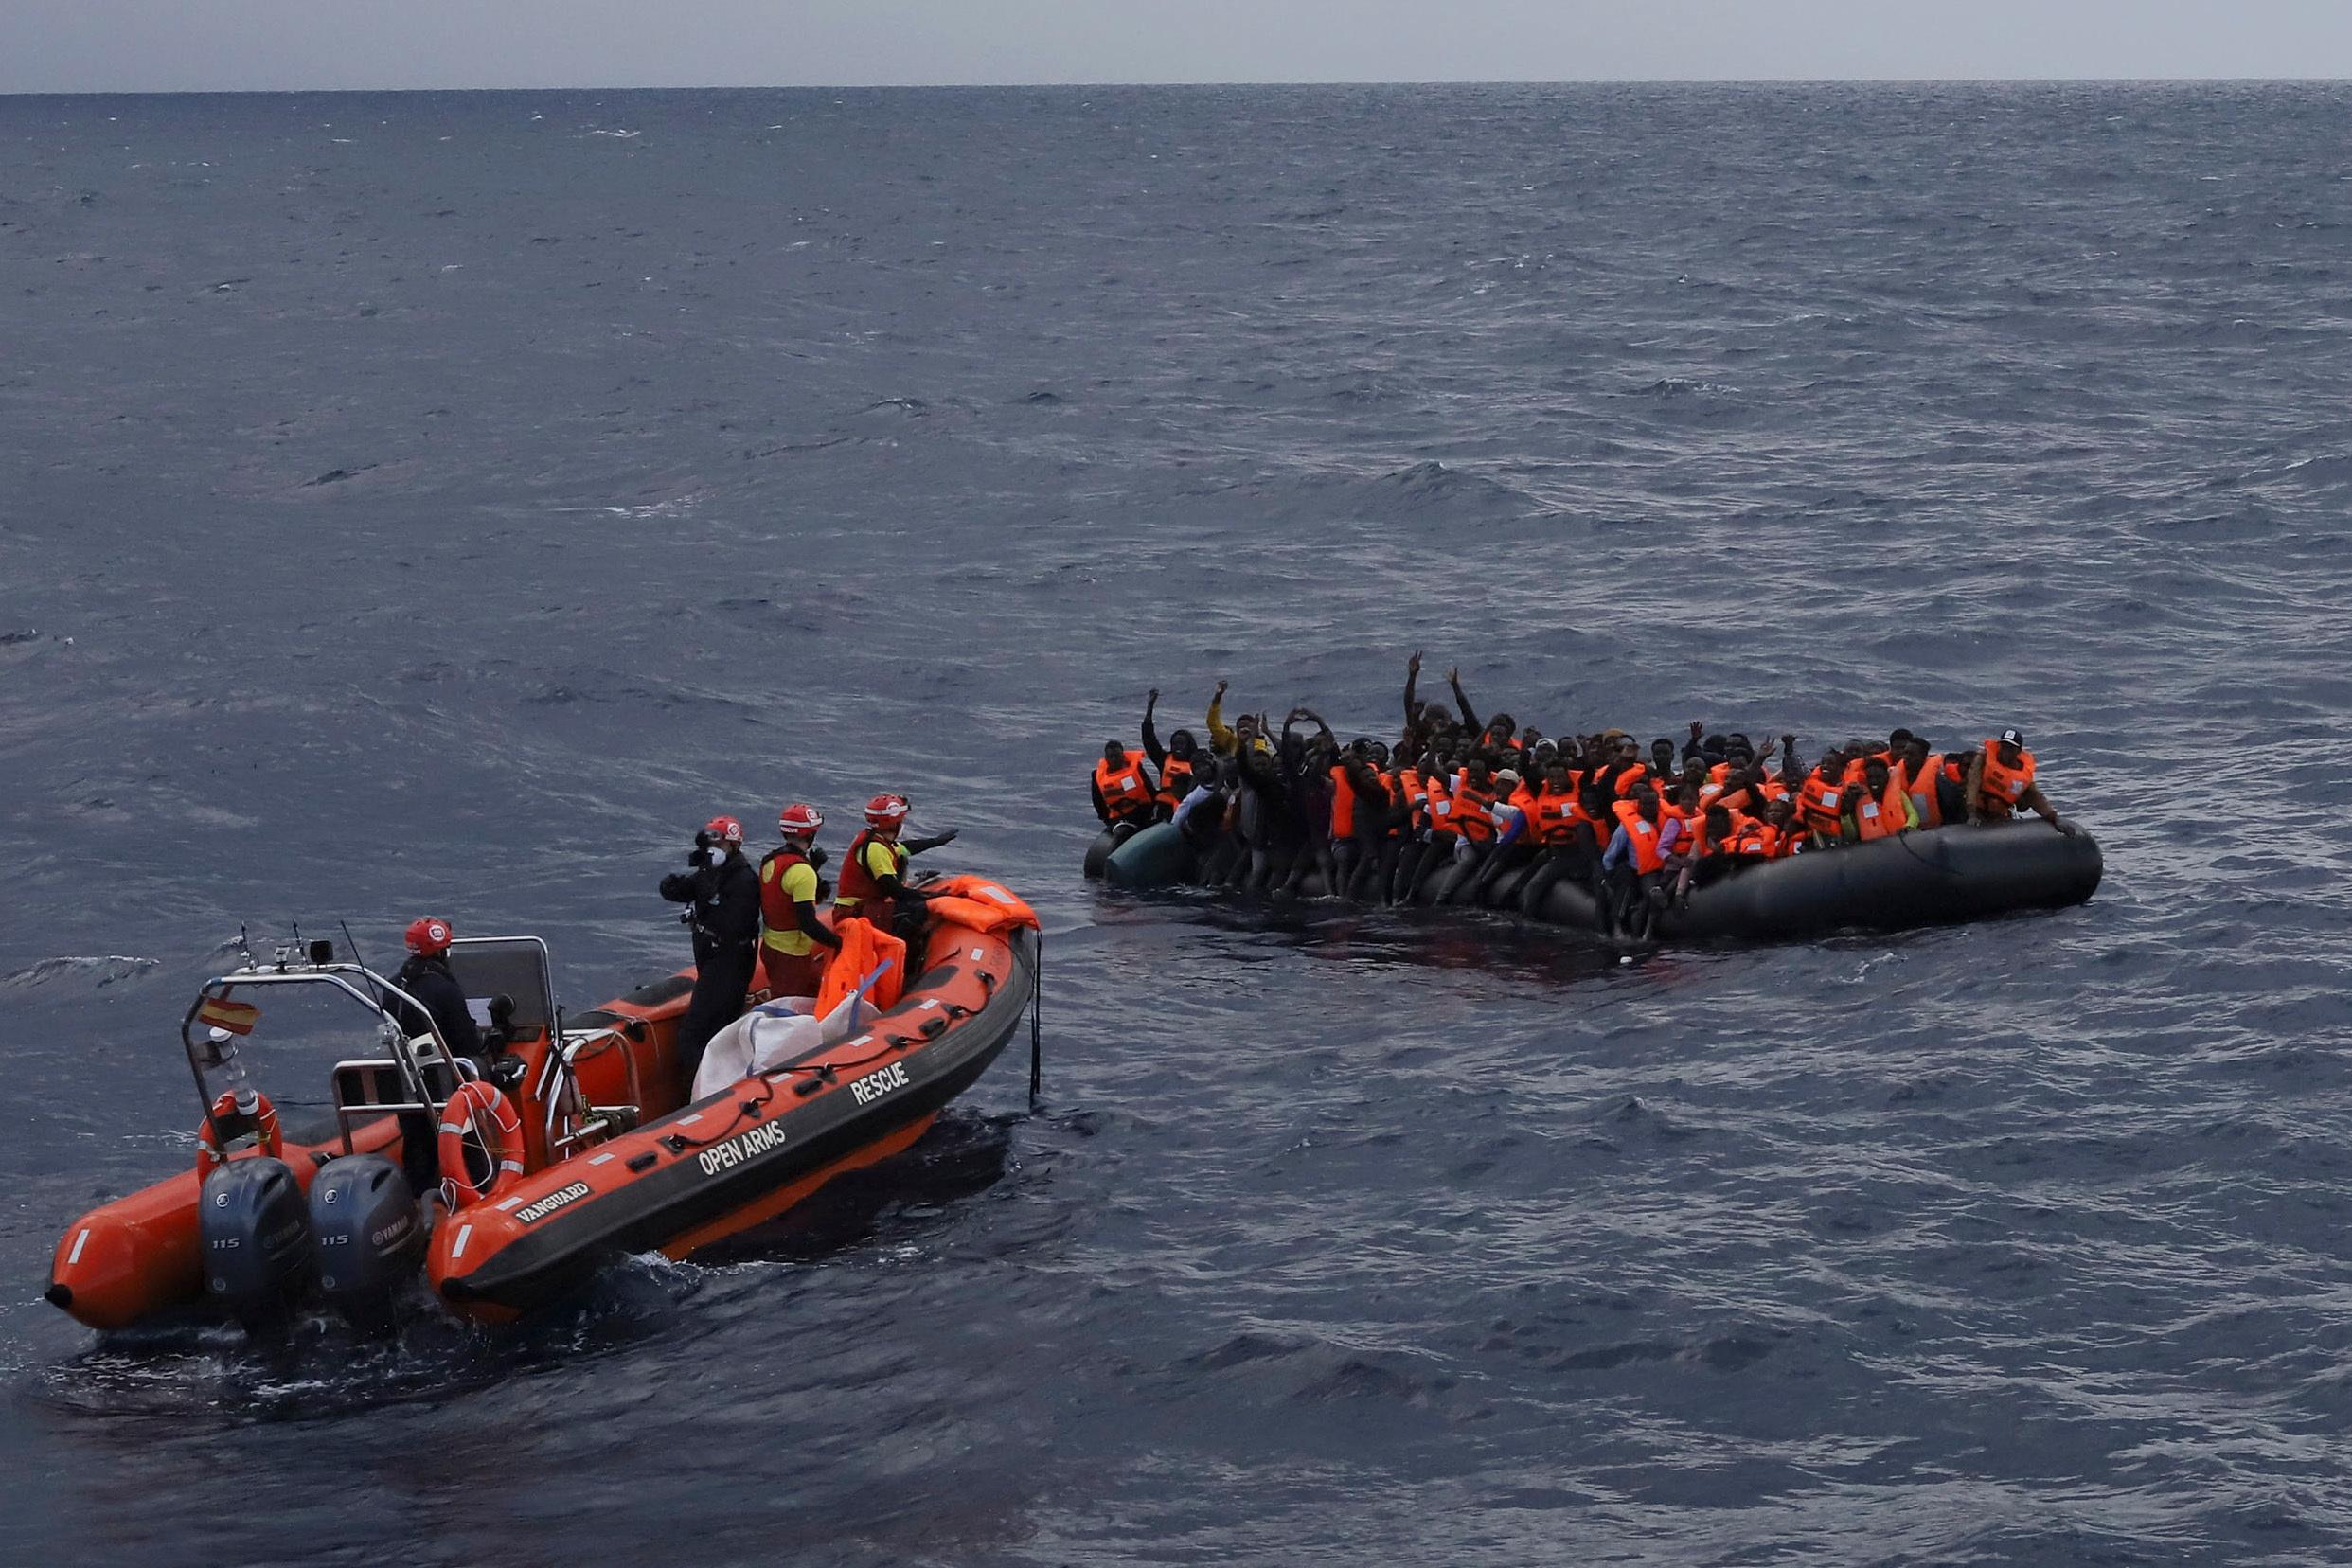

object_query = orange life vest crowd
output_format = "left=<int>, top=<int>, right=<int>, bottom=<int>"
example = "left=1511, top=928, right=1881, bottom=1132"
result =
left=1091, top=655, right=2076, bottom=939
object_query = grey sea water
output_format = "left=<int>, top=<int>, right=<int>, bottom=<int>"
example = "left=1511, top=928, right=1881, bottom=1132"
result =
left=4, top=82, right=2351, bottom=1565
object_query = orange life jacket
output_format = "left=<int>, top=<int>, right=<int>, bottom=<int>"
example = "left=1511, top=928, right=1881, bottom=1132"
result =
left=1328, top=763, right=1358, bottom=840
left=1659, top=799, right=1693, bottom=856
left=1678, top=811, right=1710, bottom=861
left=1976, top=740, right=2038, bottom=817
left=1851, top=777, right=1908, bottom=843
left=814, top=916, right=907, bottom=1017
left=1728, top=815, right=1778, bottom=860
left=1094, top=750, right=1153, bottom=823
left=1898, top=754, right=1944, bottom=829
left=1154, top=753, right=1198, bottom=811
left=1399, top=768, right=1428, bottom=831
left=1796, top=771, right=1844, bottom=837
left=1530, top=791, right=1582, bottom=847
left=1612, top=763, right=1648, bottom=798
left=1612, top=800, right=1666, bottom=875
left=1449, top=778, right=1497, bottom=843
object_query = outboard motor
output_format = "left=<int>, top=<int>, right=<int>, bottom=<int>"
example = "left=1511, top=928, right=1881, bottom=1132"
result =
left=308, top=1154, right=424, bottom=1328
left=199, top=1157, right=312, bottom=1329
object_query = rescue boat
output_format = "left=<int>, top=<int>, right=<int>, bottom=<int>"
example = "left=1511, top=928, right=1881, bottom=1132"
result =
left=1093, top=819, right=2101, bottom=941
left=45, top=874, right=1041, bottom=1332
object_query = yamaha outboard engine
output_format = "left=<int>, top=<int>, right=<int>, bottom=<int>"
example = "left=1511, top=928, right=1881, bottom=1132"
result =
left=199, top=1157, right=312, bottom=1329
left=308, top=1154, right=423, bottom=1329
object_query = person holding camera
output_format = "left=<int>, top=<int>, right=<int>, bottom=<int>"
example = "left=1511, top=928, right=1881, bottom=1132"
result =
left=658, top=814, right=762, bottom=1093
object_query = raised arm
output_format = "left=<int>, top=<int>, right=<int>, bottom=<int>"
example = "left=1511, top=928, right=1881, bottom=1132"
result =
left=1140, top=687, right=1167, bottom=767
left=1205, top=679, right=1237, bottom=757
left=1448, top=667, right=1483, bottom=732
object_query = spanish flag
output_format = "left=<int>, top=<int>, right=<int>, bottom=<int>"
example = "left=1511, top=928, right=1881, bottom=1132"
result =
left=196, top=996, right=261, bottom=1036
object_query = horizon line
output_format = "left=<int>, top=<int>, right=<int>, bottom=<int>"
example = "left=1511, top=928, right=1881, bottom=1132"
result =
left=6, top=74, right=2351, bottom=99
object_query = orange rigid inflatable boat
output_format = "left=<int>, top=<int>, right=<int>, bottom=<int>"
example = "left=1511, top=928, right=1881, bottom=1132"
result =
left=47, top=874, right=1042, bottom=1331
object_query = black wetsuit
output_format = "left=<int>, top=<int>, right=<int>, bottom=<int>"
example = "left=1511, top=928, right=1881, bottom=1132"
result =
left=660, top=848, right=761, bottom=1093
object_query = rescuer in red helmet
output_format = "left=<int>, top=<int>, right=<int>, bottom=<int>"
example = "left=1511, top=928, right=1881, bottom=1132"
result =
left=657, top=814, right=762, bottom=1091
left=758, top=802, right=842, bottom=998
left=391, top=915, right=483, bottom=1069
left=833, top=793, right=959, bottom=936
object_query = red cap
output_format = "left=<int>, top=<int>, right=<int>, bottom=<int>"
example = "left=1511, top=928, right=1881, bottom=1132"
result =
left=704, top=815, right=743, bottom=844
left=404, top=917, right=454, bottom=955
left=778, top=802, right=823, bottom=835
left=864, top=793, right=910, bottom=827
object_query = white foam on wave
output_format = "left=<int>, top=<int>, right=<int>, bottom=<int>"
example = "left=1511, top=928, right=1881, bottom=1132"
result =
left=2, top=954, right=158, bottom=990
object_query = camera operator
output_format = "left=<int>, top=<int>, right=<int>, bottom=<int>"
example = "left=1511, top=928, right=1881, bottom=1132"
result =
left=657, top=814, right=762, bottom=1094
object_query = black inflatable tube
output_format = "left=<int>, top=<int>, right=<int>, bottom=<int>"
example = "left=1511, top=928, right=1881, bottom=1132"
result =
left=1082, top=829, right=1119, bottom=880
left=1095, top=820, right=2102, bottom=945
left=1532, top=822, right=2101, bottom=941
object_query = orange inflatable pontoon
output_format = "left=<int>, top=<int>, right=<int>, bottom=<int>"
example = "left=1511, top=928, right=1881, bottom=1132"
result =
left=47, top=874, right=1042, bottom=1329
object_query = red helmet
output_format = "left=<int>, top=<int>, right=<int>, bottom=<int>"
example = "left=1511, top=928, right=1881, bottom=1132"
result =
left=404, top=917, right=454, bottom=955
left=704, top=814, right=744, bottom=845
left=778, top=802, right=823, bottom=836
left=864, top=793, right=910, bottom=828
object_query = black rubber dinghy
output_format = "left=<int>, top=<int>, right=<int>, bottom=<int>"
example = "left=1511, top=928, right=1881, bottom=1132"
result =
left=1095, top=821, right=2102, bottom=943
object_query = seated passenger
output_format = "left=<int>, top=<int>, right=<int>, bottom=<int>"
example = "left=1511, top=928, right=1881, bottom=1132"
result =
left=1141, top=688, right=1203, bottom=823
left=1600, top=787, right=1679, bottom=939
left=1794, top=743, right=1849, bottom=848
left=1092, top=739, right=1156, bottom=840
left=1964, top=729, right=2076, bottom=834
left=1845, top=756, right=1918, bottom=843
left=1896, top=737, right=1961, bottom=829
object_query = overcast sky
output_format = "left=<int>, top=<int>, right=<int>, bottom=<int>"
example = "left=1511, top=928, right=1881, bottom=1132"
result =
left=9, top=0, right=2352, bottom=95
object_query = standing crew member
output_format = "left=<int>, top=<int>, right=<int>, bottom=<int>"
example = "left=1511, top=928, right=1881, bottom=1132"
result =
left=836, top=793, right=959, bottom=935
left=658, top=815, right=762, bottom=1094
left=759, top=803, right=842, bottom=999
left=390, top=916, right=484, bottom=1073
left=1963, top=728, right=2075, bottom=833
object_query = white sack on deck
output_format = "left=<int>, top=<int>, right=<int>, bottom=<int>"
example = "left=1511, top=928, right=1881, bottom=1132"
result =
left=688, top=989, right=873, bottom=1101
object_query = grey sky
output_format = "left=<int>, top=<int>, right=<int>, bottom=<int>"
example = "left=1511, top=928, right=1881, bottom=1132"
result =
left=9, top=0, right=2352, bottom=95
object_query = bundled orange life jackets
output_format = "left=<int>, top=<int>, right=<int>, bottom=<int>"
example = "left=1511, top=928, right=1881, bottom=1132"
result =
left=1154, top=753, right=1199, bottom=812
left=1975, top=739, right=2038, bottom=817
left=1094, top=749, right=1154, bottom=824
left=814, top=916, right=907, bottom=1017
